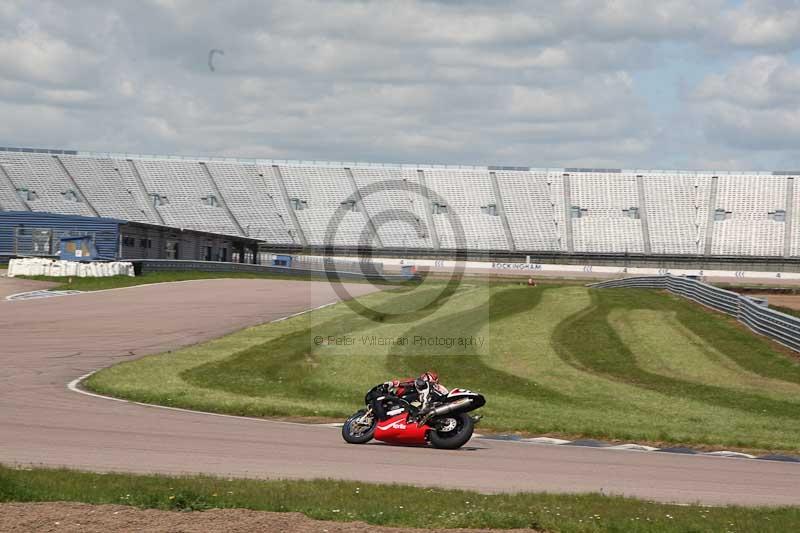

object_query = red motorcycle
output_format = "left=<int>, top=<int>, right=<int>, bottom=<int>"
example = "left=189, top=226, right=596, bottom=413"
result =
left=341, top=379, right=485, bottom=449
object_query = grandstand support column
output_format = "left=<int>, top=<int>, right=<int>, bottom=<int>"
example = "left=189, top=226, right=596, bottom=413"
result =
left=344, top=167, right=384, bottom=248
left=0, top=162, right=31, bottom=211
left=54, top=155, right=100, bottom=217
left=636, top=174, right=652, bottom=254
left=704, top=176, right=719, bottom=256
left=562, top=174, right=575, bottom=254
left=127, top=159, right=165, bottom=225
left=785, top=177, right=794, bottom=258
left=271, top=165, right=308, bottom=247
left=489, top=171, right=516, bottom=252
left=200, top=162, right=246, bottom=237
left=416, top=169, right=440, bottom=251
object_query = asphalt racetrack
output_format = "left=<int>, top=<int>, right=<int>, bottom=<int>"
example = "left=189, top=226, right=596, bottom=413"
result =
left=1, top=278, right=799, bottom=506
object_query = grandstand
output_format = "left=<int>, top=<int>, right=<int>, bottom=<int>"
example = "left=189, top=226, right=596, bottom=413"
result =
left=0, top=147, right=797, bottom=260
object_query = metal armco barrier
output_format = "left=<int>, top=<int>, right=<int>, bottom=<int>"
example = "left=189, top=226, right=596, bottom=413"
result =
left=590, top=275, right=800, bottom=352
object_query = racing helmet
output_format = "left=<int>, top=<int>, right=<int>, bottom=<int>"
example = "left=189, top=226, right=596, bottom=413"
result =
left=421, top=370, right=439, bottom=384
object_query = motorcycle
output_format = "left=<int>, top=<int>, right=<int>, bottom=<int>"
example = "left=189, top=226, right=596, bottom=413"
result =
left=341, top=379, right=485, bottom=449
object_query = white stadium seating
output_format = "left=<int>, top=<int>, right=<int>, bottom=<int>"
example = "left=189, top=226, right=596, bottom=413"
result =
left=424, top=169, right=506, bottom=250
left=712, top=174, right=786, bottom=257
left=0, top=170, right=28, bottom=212
left=133, top=158, right=241, bottom=236
left=569, top=171, right=644, bottom=254
left=643, top=172, right=709, bottom=255
left=1, top=148, right=798, bottom=257
left=59, top=156, right=153, bottom=223
left=278, top=164, right=371, bottom=247
left=0, top=153, right=95, bottom=217
left=206, top=162, right=295, bottom=243
left=495, top=170, right=564, bottom=252
left=350, top=167, right=432, bottom=249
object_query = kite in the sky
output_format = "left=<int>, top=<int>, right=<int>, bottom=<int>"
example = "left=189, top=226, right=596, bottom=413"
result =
left=208, top=49, right=224, bottom=71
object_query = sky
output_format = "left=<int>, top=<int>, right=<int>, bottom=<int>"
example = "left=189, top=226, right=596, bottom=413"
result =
left=2, top=0, right=800, bottom=171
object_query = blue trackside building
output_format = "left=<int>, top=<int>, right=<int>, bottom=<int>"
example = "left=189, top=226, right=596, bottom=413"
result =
left=0, top=211, right=122, bottom=260
left=0, top=211, right=261, bottom=263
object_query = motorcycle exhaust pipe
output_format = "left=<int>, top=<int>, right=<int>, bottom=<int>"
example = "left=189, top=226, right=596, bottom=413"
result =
left=429, top=398, right=473, bottom=417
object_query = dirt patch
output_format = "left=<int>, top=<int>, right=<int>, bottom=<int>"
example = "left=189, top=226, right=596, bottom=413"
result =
left=707, top=278, right=800, bottom=290
left=0, top=502, right=540, bottom=533
left=749, top=294, right=800, bottom=311
left=0, top=276, right=58, bottom=299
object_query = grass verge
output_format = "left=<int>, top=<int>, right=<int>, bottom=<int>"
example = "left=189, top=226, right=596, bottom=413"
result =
left=86, top=284, right=800, bottom=453
left=13, top=270, right=394, bottom=292
left=1, top=465, right=798, bottom=532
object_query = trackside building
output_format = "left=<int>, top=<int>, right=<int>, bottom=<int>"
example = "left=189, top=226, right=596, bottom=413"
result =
left=0, top=211, right=261, bottom=263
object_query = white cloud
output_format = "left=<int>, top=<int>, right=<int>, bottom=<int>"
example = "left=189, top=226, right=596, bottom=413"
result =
left=0, top=23, right=98, bottom=87
left=693, top=55, right=796, bottom=107
left=719, top=0, right=800, bottom=50
left=692, top=55, right=800, bottom=152
left=0, top=0, right=799, bottom=171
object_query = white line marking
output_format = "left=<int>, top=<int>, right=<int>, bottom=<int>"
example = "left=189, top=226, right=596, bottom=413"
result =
left=6, top=290, right=40, bottom=301
left=705, top=451, right=757, bottom=459
left=6, top=290, right=83, bottom=301
left=66, top=299, right=341, bottom=428
left=607, top=443, right=660, bottom=452
left=525, top=437, right=571, bottom=445
left=67, top=371, right=337, bottom=428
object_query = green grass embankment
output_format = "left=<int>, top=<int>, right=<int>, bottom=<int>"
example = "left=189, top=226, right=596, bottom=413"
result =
left=1, top=465, right=798, bottom=532
left=86, top=283, right=800, bottom=452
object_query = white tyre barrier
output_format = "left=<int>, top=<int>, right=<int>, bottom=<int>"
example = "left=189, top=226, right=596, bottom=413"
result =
left=8, top=258, right=135, bottom=278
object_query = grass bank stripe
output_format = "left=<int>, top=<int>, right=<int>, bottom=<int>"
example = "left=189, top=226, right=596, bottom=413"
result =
left=554, top=289, right=800, bottom=418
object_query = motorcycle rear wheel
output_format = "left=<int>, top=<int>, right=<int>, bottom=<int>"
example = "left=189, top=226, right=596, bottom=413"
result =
left=429, top=412, right=474, bottom=449
left=342, top=409, right=376, bottom=444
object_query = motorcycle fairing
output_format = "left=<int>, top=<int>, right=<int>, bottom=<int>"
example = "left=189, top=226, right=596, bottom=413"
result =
left=447, top=388, right=477, bottom=398
left=374, top=413, right=429, bottom=445
left=445, top=388, right=486, bottom=410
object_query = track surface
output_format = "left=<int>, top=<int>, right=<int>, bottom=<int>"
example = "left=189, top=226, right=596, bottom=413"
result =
left=0, top=275, right=57, bottom=299
left=1, top=279, right=799, bottom=506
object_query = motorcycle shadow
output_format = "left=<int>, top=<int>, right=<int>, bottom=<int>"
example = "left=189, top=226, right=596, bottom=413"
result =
left=366, top=441, right=485, bottom=451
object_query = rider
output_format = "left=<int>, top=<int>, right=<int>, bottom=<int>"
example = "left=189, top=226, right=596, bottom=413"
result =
left=372, top=371, right=444, bottom=420
left=385, top=370, right=440, bottom=397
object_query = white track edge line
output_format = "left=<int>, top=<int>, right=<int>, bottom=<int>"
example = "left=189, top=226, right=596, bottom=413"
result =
left=66, top=300, right=340, bottom=428
left=6, top=290, right=77, bottom=301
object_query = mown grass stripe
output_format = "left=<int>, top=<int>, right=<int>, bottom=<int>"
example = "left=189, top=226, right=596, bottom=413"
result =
left=553, top=289, right=800, bottom=419
left=611, top=308, right=800, bottom=400
left=385, top=286, right=573, bottom=403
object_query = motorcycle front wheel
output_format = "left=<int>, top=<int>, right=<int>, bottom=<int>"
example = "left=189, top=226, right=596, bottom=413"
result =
left=429, top=412, right=474, bottom=449
left=341, top=409, right=376, bottom=444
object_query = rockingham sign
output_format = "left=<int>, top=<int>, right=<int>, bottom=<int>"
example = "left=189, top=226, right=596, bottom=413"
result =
left=486, top=261, right=800, bottom=280
left=491, top=262, right=544, bottom=270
